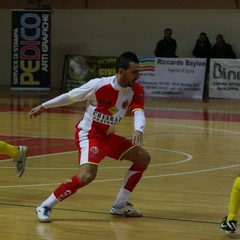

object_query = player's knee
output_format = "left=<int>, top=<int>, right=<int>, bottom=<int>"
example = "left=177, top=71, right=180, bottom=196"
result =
left=144, top=151, right=151, bottom=166
left=137, top=151, right=151, bottom=167
left=78, top=172, right=96, bottom=185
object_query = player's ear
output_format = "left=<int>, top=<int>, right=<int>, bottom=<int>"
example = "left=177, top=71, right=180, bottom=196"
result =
left=117, top=68, right=124, bottom=75
left=118, top=68, right=124, bottom=75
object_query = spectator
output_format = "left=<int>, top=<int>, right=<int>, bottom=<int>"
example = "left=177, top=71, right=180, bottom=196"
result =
left=154, top=28, right=178, bottom=58
left=192, top=32, right=212, bottom=99
left=211, top=34, right=236, bottom=59
left=192, top=32, right=212, bottom=60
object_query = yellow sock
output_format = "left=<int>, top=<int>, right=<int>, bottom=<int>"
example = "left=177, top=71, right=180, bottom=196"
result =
left=0, top=141, right=19, bottom=158
left=227, top=176, right=240, bottom=222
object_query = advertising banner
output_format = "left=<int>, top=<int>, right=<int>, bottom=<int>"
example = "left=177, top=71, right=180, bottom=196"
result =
left=209, top=59, right=240, bottom=99
left=61, top=55, right=116, bottom=92
left=62, top=55, right=206, bottom=99
left=62, top=55, right=156, bottom=93
left=11, top=10, right=51, bottom=90
left=138, top=56, right=155, bottom=95
left=152, top=58, right=206, bottom=98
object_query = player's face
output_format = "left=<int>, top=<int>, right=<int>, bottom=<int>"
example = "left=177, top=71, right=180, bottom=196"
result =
left=118, top=62, right=140, bottom=88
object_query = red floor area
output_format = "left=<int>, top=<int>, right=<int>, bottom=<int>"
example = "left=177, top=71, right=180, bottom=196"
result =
left=1, top=101, right=240, bottom=122
left=1, top=88, right=240, bottom=161
left=146, top=109, right=240, bottom=122
left=0, top=135, right=76, bottom=160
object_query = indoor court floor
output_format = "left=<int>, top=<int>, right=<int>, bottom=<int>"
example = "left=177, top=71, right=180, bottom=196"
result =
left=0, top=87, right=240, bottom=239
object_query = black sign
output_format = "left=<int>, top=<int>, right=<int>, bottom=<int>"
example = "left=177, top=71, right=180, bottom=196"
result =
left=11, top=10, right=51, bottom=90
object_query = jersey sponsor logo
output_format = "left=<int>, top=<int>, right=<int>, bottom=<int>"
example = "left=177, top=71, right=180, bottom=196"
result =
left=108, top=106, right=118, bottom=115
left=93, top=111, right=121, bottom=126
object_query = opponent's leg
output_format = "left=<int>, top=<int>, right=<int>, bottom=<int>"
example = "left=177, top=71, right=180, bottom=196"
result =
left=228, top=177, right=240, bottom=221
left=0, top=141, right=19, bottom=158
left=0, top=141, right=28, bottom=177
left=220, top=176, right=240, bottom=233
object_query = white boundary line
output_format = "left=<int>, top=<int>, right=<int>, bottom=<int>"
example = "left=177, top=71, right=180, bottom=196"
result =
left=0, top=121, right=239, bottom=189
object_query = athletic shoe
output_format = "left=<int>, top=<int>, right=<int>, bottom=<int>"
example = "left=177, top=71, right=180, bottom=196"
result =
left=13, top=146, right=28, bottom=177
left=36, top=206, right=52, bottom=223
left=220, top=216, right=238, bottom=233
left=110, top=202, right=143, bottom=217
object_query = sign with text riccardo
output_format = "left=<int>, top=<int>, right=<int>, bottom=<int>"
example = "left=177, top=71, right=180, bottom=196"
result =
left=61, top=55, right=206, bottom=99
left=142, top=58, right=206, bottom=98
left=11, top=10, right=51, bottom=90
left=209, top=59, right=240, bottom=99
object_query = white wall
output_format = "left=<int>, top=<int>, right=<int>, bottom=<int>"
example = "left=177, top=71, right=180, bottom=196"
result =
left=1, top=9, right=240, bottom=88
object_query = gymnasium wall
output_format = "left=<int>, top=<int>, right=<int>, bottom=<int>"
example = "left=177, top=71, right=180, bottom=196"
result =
left=0, top=0, right=238, bottom=10
left=1, top=9, right=240, bottom=88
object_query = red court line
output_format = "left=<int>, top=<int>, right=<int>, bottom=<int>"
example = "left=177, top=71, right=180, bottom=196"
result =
left=145, top=109, right=240, bottom=122
left=1, top=102, right=240, bottom=122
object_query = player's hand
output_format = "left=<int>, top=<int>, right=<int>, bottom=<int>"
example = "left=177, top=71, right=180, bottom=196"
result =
left=132, top=130, right=143, bottom=146
left=29, top=105, right=45, bottom=119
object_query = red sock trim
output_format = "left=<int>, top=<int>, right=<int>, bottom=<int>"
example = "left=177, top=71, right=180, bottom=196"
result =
left=124, top=164, right=147, bottom=192
left=54, top=175, right=82, bottom=202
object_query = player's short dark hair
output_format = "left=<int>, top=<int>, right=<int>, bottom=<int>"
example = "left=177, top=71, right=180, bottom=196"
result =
left=115, top=51, right=139, bottom=71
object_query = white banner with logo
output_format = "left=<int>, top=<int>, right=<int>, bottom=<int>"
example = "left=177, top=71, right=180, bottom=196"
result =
left=61, top=55, right=206, bottom=99
left=138, top=56, right=155, bottom=95
left=146, top=58, right=206, bottom=98
left=209, top=59, right=240, bottom=99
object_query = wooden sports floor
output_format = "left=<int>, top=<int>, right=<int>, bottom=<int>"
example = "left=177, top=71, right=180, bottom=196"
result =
left=1, top=87, right=240, bottom=240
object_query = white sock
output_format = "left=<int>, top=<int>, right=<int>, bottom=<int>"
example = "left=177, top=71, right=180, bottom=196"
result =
left=113, top=188, right=131, bottom=208
left=40, top=193, right=59, bottom=209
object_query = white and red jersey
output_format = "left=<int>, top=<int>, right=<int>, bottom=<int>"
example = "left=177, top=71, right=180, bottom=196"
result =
left=67, top=75, right=144, bottom=135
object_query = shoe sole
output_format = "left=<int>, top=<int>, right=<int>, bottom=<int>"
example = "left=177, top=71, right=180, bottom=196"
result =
left=110, top=212, right=143, bottom=217
left=38, top=218, right=51, bottom=223
left=17, top=146, right=28, bottom=177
